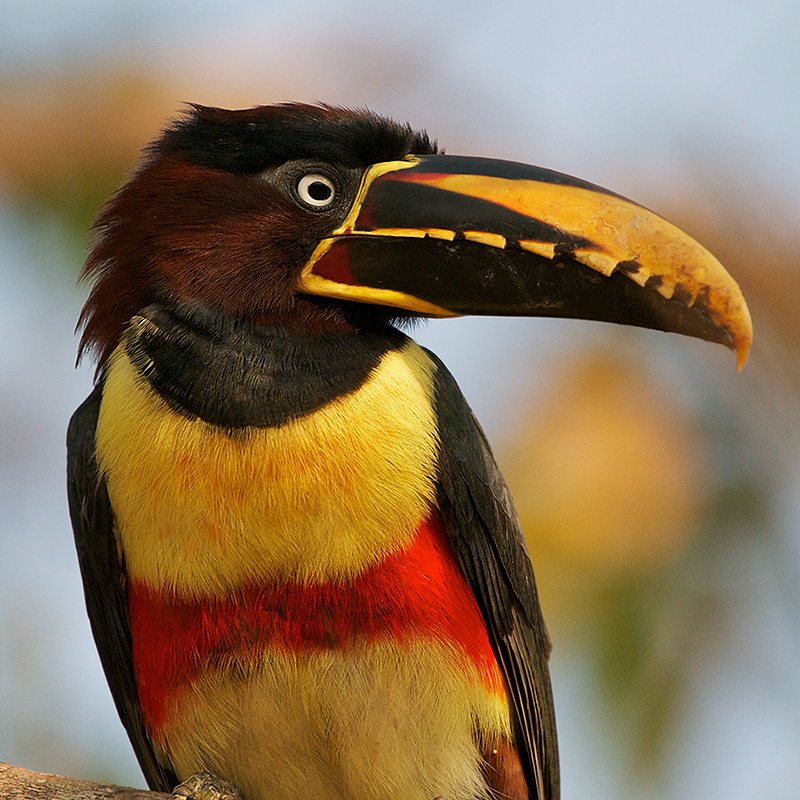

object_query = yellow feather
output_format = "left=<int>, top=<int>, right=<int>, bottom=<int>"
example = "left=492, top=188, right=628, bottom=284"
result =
left=96, top=339, right=439, bottom=595
left=160, top=639, right=512, bottom=800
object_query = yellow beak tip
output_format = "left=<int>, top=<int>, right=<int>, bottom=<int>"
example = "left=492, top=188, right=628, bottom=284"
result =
left=736, top=338, right=752, bottom=372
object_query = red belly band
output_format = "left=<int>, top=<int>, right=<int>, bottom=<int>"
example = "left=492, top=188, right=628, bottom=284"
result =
left=128, top=511, right=504, bottom=732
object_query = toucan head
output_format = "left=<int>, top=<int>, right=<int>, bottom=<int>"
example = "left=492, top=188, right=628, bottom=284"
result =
left=79, top=103, right=752, bottom=369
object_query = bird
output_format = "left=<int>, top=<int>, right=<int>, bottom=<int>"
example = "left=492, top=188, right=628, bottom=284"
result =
left=67, top=103, right=752, bottom=800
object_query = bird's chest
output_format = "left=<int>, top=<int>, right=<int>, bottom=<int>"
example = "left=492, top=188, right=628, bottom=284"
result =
left=95, top=328, right=440, bottom=592
left=158, top=640, right=507, bottom=800
left=93, top=315, right=512, bottom=800
left=127, top=515, right=510, bottom=800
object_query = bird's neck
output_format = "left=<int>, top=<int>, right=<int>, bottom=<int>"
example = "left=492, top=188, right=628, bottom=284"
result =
left=95, top=306, right=441, bottom=593
left=118, top=298, right=409, bottom=428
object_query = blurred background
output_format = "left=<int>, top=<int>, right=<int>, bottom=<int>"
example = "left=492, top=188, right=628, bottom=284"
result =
left=1, top=1, right=798, bottom=798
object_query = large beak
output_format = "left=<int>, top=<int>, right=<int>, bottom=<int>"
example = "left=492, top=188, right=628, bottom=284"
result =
left=298, top=155, right=752, bottom=369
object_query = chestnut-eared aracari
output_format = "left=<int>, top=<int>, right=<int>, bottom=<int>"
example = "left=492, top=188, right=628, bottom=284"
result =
left=67, top=103, right=751, bottom=800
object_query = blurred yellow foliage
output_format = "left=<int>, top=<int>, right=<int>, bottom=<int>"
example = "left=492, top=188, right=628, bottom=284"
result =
left=504, top=350, right=708, bottom=582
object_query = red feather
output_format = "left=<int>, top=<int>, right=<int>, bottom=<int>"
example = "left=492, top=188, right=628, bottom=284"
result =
left=128, top=510, right=505, bottom=734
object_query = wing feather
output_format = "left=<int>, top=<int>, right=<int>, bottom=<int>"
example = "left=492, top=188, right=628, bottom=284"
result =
left=429, top=350, right=559, bottom=800
left=67, top=385, right=178, bottom=792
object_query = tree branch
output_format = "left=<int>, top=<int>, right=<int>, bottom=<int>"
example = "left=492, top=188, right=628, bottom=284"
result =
left=0, top=762, right=168, bottom=800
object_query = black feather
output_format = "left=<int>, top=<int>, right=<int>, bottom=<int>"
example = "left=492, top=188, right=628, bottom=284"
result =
left=158, top=103, right=438, bottom=174
left=430, top=350, right=559, bottom=800
left=67, top=387, right=178, bottom=792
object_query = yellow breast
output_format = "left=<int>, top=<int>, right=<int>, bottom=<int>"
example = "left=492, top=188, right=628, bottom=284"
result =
left=161, top=640, right=512, bottom=800
left=95, top=338, right=439, bottom=596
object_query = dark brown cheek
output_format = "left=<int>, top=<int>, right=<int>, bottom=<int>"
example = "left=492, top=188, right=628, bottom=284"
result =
left=158, top=215, right=298, bottom=318
left=79, top=153, right=354, bottom=364
left=148, top=169, right=336, bottom=323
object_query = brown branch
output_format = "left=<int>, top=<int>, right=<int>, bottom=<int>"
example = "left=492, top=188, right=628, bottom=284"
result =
left=0, top=762, right=168, bottom=800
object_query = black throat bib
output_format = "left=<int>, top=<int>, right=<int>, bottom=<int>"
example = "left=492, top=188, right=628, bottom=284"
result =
left=121, top=300, right=409, bottom=430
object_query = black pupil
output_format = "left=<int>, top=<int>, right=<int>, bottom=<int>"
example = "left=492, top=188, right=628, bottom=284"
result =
left=308, top=180, right=332, bottom=201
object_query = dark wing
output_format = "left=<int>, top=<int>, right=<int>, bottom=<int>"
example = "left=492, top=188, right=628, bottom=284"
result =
left=428, top=350, right=559, bottom=800
left=67, top=384, right=178, bottom=792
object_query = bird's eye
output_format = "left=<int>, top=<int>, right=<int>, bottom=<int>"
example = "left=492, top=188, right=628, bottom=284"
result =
left=296, top=174, right=336, bottom=209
